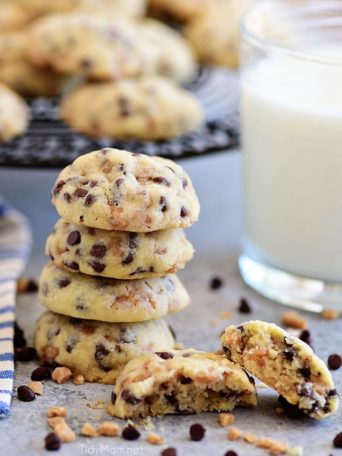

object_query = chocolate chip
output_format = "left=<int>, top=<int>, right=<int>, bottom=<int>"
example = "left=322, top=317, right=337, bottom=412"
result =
left=74, top=188, right=88, bottom=198
left=45, top=432, right=61, bottom=451
left=15, top=346, right=36, bottom=362
left=168, top=325, right=176, bottom=340
left=14, top=322, right=26, bottom=348
left=225, top=452, right=238, bottom=456
left=122, top=233, right=138, bottom=265
left=79, top=215, right=84, bottom=223
left=153, top=177, right=170, bottom=186
left=160, top=196, right=168, bottom=212
left=328, top=354, right=341, bottom=370
left=85, top=194, right=95, bottom=206
left=118, top=97, right=131, bottom=117
left=65, top=335, right=79, bottom=353
left=180, top=207, right=189, bottom=218
left=182, top=178, right=188, bottom=188
left=122, top=424, right=140, bottom=441
left=64, top=261, right=79, bottom=271
left=23, top=279, right=38, bottom=292
left=161, top=448, right=177, bottom=456
left=156, top=352, right=174, bottom=360
left=58, top=279, right=71, bottom=289
left=63, top=193, right=71, bottom=203
left=75, top=297, right=86, bottom=311
left=121, top=389, right=141, bottom=405
left=299, top=366, right=311, bottom=379
left=238, top=297, right=252, bottom=314
left=17, top=385, right=35, bottom=402
left=189, top=423, right=206, bottom=441
left=31, top=366, right=52, bottom=381
left=67, top=230, right=81, bottom=246
left=334, top=432, right=342, bottom=448
left=90, top=244, right=107, bottom=258
left=115, top=178, right=124, bottom=188
left=89, top=260, right=106, bottom=273
left=179, top=375, right=192, bottom=384
left=53, top=180, right=65, bottom=195
left=89, top=180, right=97, bottom=188
left=299, top=329, right=312, bottom=347
left=95, top=343, right=110, bottom=368
left=277, top=395, right=305, bottom=419
left=210, top=276, right=223, bottom=290
left=283, top=348, right=295, bottom=361
left=80, top=58, right=92, bottom=69
left=165, top=393, right=178, bottom=407
left=111, top=392, right=117, bottom=404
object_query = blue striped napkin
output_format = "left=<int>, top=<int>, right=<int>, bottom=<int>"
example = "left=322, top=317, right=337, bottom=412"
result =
left=0, top=197, right=31, bottom=418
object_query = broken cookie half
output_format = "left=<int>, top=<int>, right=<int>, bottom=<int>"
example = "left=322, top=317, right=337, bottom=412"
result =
left=107, top=349, right=257, bottom=419
left=221, top=320, right=339, bottom=420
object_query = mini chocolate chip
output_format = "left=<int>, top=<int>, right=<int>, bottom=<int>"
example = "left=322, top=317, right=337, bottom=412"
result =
left=45, top=432, right=61, bottom=451
left=31, top=366, right=52, bottom=381
left=299, top=329, right=312, bottom=347
left=299, top=366, right=311, bottom=379
left=180, top=207, right=189, bottom=218
left=153, top=177, right=170, bottom=186
left=53, top=180, right=65, bottom=195
left=115, top=178, right=124, bottom=187
left=283, top=348, right=295, bottom=361
left=74, top=188, right=88, bottom=198
left=111, top=392, right=117, bottom=404
left=95, top=344, right=110, bottom=367
left=80, top=58, right=92, bottom=69
left=89, top=180, right=97, bottom=188
left=179, top=375, right=192, bottom=384
left=328, top=354, right=342, bottom=370
left=64, top=261, right=79, bottom=271
left=182, top=177, right=188, bottom=188
left=122, top=252, right=134, bottom=265
left=328, top=388, right=337, bottom=397
left=238, top=297, right=252, bottom=314
left=24, top=279, right=38, bottom=292
left=85, top=194, right=95, bottom=206
left=63, top=193, right=71, bottom=202
left=67, top=230, right=81, bottom=246
left=17, top=385, right=35, bottom=402
left=122, top=424, right=140, bottom=441
left=90, top=244, right=107, bottom=258
left=168, top=325, right=176, bottom=340
left=159, top=196, right=168, bottom=212
left=225, top=452, right=238, bottom=456
left=210, top=276, right=223, bottom=290
left=161, top=448, right=177, bottom=456
left=15, top=346, right=36, bottom=362
left=128, top=232, right=139, bottom=250
left=334, top=432, right=342, bottom=448
left=58, top=279, right=71, bottom=288
left=89, top=260, right=106, bottom=273
left=156, top=352, right=174, bottom=360
left=118, top=97, right=131, bottom=117
left=79, top=215, right=84, bottom=223
left=189, top=423, right=206, bottom=441
left=65, top=335, right=79, bottom=353
left=121, top=389, right=141, bottom=405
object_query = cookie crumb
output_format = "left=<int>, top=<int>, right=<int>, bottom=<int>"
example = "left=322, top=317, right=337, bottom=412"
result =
left=221, top=310, right=232, bottom=319
left=174, top=342, right=184, bottom=350
left=268, top=441, right=289, bottom=455
left=228, top=427, right=241, bottom=441
left=218, top=413, right=235, bottom=427
left=81, top=422, right=98, bottom=438
left=48, top=417, right=65, bottom=429
left=54, top=421, right=76, bottom=443
left=321, top=308, right=340, bottom=320
left=27, top=381, right=43, bottom=395
left=52, top=367, right=72, bottom=384
left=147, top=433, right=164, bottom=445
left=257, top=437, right=274, bottom=449
left=210, top=276, right=224, bottom=290
left=244, top=432, right=257, bottom=444
left=189, top=423, right=206, bottom=441
left=73, top=374, right=85, bottom=385
left=48, top=406, right=67, bottom=418
left=98, top=422, right=120, bottom=436
left=87, top=399, right=104, bottom=409
left=281, top=311, right=308, bottom=330
left=238, top=297, right=252, bottom=314
left=211, top=319, right=218, bottom=327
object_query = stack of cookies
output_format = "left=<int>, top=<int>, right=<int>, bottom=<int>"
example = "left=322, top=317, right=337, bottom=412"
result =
left=35, top=147, right=200, bottom=384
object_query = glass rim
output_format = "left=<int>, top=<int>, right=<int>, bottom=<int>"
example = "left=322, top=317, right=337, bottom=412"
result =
left=241, top=0, right=342, bottom=66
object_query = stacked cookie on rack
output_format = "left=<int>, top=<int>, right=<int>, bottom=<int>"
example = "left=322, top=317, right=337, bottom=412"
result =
left=35, top=148, right=200, bottom=384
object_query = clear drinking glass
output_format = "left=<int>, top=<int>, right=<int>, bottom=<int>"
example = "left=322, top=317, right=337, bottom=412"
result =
left=239, top=0, right=342, bottom=312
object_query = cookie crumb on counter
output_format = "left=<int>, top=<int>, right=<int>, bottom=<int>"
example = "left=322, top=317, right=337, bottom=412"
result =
left=48, top=417, right=65, bottom=429
left=281, top=311, right=308, bottom=330
left=174, top=342, right=184, bottom=350
left=244, top=432, right=257, bottom=444
left=17, top=277, right=38, bottom=293
left=72, top=374, right=85, bottom=385
left=321, top=308, right=340, bottom=320
left=147, top=433, right=165, bottom=445
left=48, top=406, right=67, bottom=418
left=238, top=297, right=252, bottom=314
left=98, top=422, right=120, bottom=436
left=27, top=381, right=43, bottom=395
left=81, top=422, right=98, bottom=437
left=227, top=427, right=241, bottom=441
left=87, top=399, right=104, bottom=410
left=52, top=367, right=72, bottom=384
left=221, top=310, right=232, bottom=319
left=218, top=412, right=235, bottom=427
left=54, top=421, right=76, bottom=443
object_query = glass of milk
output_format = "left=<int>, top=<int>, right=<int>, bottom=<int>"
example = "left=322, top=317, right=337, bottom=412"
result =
left=239, top=0, right=342, bottom=312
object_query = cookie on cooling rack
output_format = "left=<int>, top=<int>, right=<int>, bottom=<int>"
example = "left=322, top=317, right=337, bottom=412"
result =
left=148, top=0, right=211, bottom=23
left=0, top=83, right=30, bottom=143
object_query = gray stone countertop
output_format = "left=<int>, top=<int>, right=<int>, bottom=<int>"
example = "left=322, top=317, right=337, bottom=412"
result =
left=0, top=151, right=341, bottom=456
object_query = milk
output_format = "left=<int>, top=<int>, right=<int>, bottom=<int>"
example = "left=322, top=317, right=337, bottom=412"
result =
left=241, top=47, right=342, bottom=282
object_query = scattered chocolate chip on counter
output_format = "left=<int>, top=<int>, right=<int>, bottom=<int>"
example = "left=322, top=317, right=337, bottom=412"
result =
left=15, top=346, right=36, bottom=362
left=17, top=385, right=35, bottom=402
left=189, top=423, right=206, bottom=441
left=228, top=427, right=241, bottom=441
left=17, top=277, right=38, bottom=293
left=238, top=297, right=252, bottom=314
left=14, top=322, right=26, bottom=348
left=328, top=354, right=342, bottom=370
left=299, top=329, right=312, bottom=347
left=210, top=276, right=224, bottom=290
left=122, top=424, right=141, bottom=441
left=334, top=432, right=342, bottom=448
left=45, top=432, right=62, bottom=451
left=31, top=366, right=52, bottom=381
left=225, top=451, right=238, bottom=456
left=161, top=448, right=177, bottom=456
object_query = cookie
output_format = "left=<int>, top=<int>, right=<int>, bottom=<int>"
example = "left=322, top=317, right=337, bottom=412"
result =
left=0, top=83, right=30, bottom=143
left=107, top=349, right=258, bottom=418
left=46, top=219, right=194, bottom=279
left=60, top=77, right=202, bottom=140
left=39, top=263, right=190, bottom=322
left=52, top=148, right=200, bottom=232
left=35, top=311, right=175, bottom=384
left=141, top=19, right=196, bottom=83
left=0, top=33, right=65, bottom=97
left=0, top=3, right=34, bottom=32
left=185, top=0, right=250, bottom=68
left=77, top=0, right=147, bottom=17
left=27, top=13, right=150, bottom=80
left=221, top=321, right=339, bottom=419
left=149, top=0, right=211, bottom=23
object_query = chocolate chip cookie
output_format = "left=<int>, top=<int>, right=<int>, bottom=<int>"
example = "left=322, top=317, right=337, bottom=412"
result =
left=39, top=263, right=190, bottom=322
left=35, top=311, right=175, bottom=384
left=221, top=321, right=339, bottom=419
left=149, top=0, right=211, bottom=23
left=46, top=219, right=194, bottom=279
left=107, top=349, right=258, bottom=418
left=51, top=148, right=200, bottom=232
left=0, top=83, right=30, bottom=143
